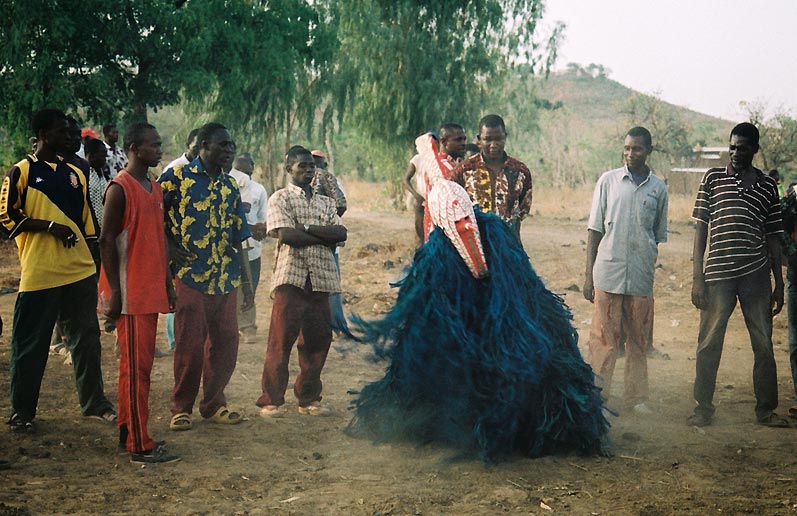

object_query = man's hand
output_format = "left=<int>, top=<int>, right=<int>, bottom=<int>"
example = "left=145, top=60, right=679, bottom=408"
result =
left=251, top=223, right=267, bottom=241
left=241, top=285, right=255, bottom=312
left=583, top=277, right=595, bottom=303
left=49, top=222, right=79, bottom=248
left=168, top=239, right=194, bottom=268
left=772, top=282, right=785, bottom=316
left=104, top=290, right=122, bottom=321
left=691, top=276, right=707, bottom=310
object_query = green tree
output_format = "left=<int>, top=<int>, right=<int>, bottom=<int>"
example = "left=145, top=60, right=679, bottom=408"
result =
left=740, top=101, right=797, bottom=173
left=623, top=93, right=693, bottom=165
left=328, top=0, right=562, bottom=183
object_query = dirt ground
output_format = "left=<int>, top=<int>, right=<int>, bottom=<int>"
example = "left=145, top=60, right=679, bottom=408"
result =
left=2, top=186, right=797, bottom=516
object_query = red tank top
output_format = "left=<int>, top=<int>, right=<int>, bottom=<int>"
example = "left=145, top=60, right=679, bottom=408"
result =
left=98, top=171, right=170, bottom=314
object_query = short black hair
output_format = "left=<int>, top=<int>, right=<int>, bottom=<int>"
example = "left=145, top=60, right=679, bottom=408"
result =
left=464, top=143, right=480, bottom=155
left=66, top=115, right=81, bottom=128
left=626, top=126, right=653, bottom=149
left=185, top=128, right=200, bottom=148
left=197, top=122, right=228, bottom=146
left=102, top=123, right=117, bottom=136
left=123, top=122, right=157, bottom=152
left=30, top=109, right=67, bottom=138
left=440, top=123, right=464, bottom=139
left=478, top=114, right=506, bottom=133
left=730, top=122, right=760, bottom=147
left=84, top=138, right=107, bottom=156
left=285, top=145, right=312, bottom=171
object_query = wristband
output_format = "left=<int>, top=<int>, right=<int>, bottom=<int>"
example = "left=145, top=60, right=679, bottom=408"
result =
left=47, top=221, right=54, bottom=232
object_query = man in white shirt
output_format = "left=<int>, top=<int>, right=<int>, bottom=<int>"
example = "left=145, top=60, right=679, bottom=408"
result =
left=229, top=153, right=268, bottom=342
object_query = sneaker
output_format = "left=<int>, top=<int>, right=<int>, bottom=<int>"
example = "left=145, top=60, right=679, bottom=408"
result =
left=687, top=412, right=712, bottom=427
left=259, top=405, right=287, bottom=419
left=632, top=402, right=653, bottom=415
left=129, top=444, right=180, bottom=464
left=154, top=347, right=171, bottom=358
left=7, top=414, right=35, bottom=434
left=297, top=402, right=332, bottom=416
left=118, top=428, right=166, bottom=454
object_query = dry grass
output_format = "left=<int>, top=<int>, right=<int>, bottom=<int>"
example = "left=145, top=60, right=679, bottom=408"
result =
left=342, top=179, right=698, bottom=223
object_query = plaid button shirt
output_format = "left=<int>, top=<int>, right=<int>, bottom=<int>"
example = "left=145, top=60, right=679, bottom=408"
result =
left=267, top=183, right=342, bottom=294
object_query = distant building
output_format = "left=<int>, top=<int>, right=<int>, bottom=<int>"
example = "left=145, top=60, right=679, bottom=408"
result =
left=663, top=145, right=729, bottom=196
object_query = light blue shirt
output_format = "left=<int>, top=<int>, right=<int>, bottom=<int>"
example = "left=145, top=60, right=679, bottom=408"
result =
left=588, top=166, right=668, bottom=296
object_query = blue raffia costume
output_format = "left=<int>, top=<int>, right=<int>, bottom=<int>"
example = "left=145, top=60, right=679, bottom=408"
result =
left=347, top=135, right=608, bottom=463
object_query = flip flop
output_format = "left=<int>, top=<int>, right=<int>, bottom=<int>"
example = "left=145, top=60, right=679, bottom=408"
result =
left=86, top=410, right=117, bottom=425
left=788, top=406, right=797, bottom=419
left=169, top=412, right=192, bottom=431
left=208, top=406, right=242, bottom=425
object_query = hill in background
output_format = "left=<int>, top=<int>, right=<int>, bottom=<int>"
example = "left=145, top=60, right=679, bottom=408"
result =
left=520, top=66, right=731, bottom=187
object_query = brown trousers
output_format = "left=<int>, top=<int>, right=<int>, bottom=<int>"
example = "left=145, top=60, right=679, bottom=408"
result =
left=257, top=283, right=332, bottom=408
left=587, top=289, right=653, bottom=406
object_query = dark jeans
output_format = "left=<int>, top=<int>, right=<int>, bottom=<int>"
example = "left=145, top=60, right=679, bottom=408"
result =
left=9, top=275, right=113, bottom=421
left=787, top=264, right=797, bottom=401
left=693, top=266, right=778, bottom=420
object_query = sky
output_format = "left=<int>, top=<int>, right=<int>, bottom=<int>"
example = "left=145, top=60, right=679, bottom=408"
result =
left=543, top=0, right=797, bottom=121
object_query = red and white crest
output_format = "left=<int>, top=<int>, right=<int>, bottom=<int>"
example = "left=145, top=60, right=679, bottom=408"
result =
left=427, top=180, right=489, bottom=279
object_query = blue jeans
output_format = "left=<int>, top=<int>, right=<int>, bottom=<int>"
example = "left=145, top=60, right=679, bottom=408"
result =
left=693, top=266, right=779, bottom=420
left=787, top=264, right=797, bottom=401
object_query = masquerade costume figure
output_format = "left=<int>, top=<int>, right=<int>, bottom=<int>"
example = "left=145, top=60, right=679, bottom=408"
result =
left=347, top=135, right=608, bottom=463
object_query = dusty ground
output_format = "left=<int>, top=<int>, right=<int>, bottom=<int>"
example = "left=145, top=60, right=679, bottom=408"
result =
left=1, top=185, right=797, bottom=516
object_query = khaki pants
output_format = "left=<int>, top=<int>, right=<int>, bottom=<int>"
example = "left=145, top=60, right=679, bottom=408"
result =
left=587, top=289, right=652, bottom=406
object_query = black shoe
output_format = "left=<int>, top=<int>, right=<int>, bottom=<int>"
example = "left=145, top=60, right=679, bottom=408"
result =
left=7, top=414, right=35, bottom=434
left=687, top=413, right=712, bottom=427
left=118, top=439, right=166, bottom=454
left=129, top=444, right=180, bottom=464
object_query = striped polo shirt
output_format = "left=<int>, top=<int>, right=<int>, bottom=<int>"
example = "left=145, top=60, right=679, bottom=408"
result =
left=692, top=165, right=782, bottom=282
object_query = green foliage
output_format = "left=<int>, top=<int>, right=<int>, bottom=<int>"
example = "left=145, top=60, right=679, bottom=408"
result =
left=740, top=101, right=797, bottom=176
left=328, top=0, right=560, bottom=181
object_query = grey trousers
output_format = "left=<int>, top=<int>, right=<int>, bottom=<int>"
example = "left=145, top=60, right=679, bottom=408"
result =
left=693, top=266, right=778, bottom=420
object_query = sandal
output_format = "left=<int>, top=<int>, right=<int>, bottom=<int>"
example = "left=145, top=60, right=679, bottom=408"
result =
left=86, top=410, right=117, bottom=425
left=169, top=412, right=192, bottom=431
left=208, top=406, right=242, bottom=425
left=758, top=413, right=790, bottom=428
left=787, top=405, right=797, bottom=419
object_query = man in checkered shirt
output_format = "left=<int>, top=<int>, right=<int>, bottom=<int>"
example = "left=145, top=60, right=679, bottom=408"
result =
left=256, top=146, right=347, bottom=418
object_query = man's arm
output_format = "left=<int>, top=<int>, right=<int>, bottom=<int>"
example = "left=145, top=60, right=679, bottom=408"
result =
left=691, top=222, right=709, bottom=310
left=99, top=183, right=125, bottom=320
left=236, top=240, right=254, bottom=311
left=583, top=229, right=603, bottom=302
left=768, top=234, right=785, bottom=315
left=1, top=166, right=80, bottom=246
left=403, top=161, right=423, bottom=204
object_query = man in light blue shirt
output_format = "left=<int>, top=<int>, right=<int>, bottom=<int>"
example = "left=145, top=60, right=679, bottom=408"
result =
left=583, top=126, right=668, bottom=415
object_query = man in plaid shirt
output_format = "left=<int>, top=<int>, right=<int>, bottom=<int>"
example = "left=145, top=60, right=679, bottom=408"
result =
left=256, top=146, right=347, bottom=418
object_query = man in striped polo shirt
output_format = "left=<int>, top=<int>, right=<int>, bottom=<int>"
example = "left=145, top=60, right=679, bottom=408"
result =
left=689, top=122, right=787, bottom=428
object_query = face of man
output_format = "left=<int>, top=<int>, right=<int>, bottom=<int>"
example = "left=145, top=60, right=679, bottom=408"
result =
left=133, top=128, right=163, bottom=168
left=623, top=135, right=651, bottom=171
left=729, top=134, right=758, bottom=172
left=441, top=128, right=467, bottom=159
left=45, top=118, right=72, bottom=155
left=477, top=125, right=506, bottom=162
left=186, top=136, right=200, bottom=161
left=200, top=129, right=235, bottom=171
left=313, top=155, right=327, bottom=170
left=235, top=158, right=254, bottom=176
left=289, top=154, right=316, bottom=187
left=66, top=123, right=82, bottom=154
left=104, top=127, right=119, bottom=145
left=88, top=147, right=108, bottom=170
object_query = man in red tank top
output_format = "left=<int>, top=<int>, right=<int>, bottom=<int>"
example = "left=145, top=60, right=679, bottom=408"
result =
left=98, top=123, right=179, bottom=463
